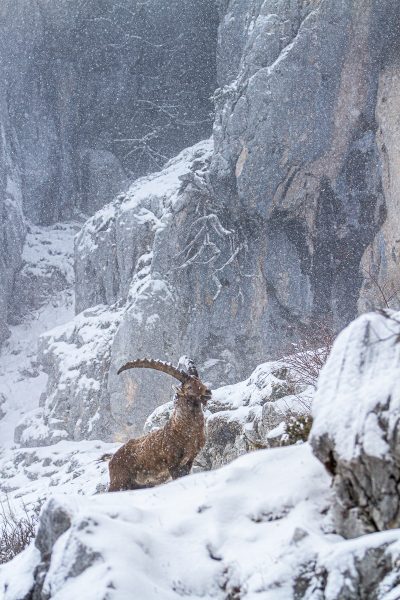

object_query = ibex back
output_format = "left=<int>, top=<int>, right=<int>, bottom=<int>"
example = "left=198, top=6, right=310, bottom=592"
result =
left=108, top=358, right=211, bottom=491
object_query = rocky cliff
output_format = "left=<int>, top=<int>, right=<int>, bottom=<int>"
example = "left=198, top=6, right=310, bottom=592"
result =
left=0, top=99, right=25, bottom=346
left=0, top=0, right=217, bottom=354
left=211, top=0, right=400, bottom=337
left=11, top=0, right=400, bottom=442
left=1, top=0, right=217, bottom=225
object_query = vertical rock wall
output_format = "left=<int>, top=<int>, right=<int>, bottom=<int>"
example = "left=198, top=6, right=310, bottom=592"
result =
left=0, top=14, right=26, bottom=344
left=1, top=0, right=218, bottom=224
left=0, top=116, right=25, bottom=345
left=210, top=0, right=394, bottom=340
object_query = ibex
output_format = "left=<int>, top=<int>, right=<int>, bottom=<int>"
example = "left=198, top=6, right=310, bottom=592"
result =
left=108, top=358, right=211, bottom=492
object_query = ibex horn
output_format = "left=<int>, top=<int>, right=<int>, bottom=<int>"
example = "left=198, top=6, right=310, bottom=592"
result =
left=117, top=359, right=191, bottom=383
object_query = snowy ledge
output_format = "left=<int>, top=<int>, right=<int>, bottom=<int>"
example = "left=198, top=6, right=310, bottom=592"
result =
left=3, top=440, right=400, bottom=599
left=1, top=444, right=332, bottom=599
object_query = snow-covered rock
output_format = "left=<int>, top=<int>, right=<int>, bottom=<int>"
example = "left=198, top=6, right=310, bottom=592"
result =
left=10, top=222, right=78, bottom=322
left=0, top=221, right=87, bottom=451
left=74, top=140, right=213, bottom=312
left=15, top=304, right=123, bottom=447
left=0, top=286, right=73, bottom=444
left=0, top=444, right=334, bottom=599
left=0, top=440, right=117, bottom=508
left=5, top=441, right=400, bottom=599
left=311, top=310, right=400, bottom=539
left=0, top=219, right=106, bottom=447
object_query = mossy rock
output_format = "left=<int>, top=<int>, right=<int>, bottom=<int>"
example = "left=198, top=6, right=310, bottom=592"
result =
left=285, top=414, right=313, bottom=445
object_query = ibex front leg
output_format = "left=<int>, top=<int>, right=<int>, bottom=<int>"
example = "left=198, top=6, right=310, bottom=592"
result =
left=169, top=460, right=193, bottom=479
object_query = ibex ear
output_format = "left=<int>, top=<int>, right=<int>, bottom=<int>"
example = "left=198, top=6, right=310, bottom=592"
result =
left=177, top=355, right=199, bottom=378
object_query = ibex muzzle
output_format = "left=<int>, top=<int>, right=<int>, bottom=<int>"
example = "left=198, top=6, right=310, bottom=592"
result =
left=108, top=358, right=211, bottom=492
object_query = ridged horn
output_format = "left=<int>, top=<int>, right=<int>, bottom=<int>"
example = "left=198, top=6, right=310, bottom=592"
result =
left=117, top=358, right=190, bottom=383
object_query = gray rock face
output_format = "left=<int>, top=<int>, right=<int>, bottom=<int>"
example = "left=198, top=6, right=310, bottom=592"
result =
left=359, top=58, right=400, bottom=314
left=1, top=0, right=218, bottom=225
left=0, top=198, right=25, bottom=345
left=35, top=498, right=73, bottom=561
left=0, top=392, right=6, bottom=420
left=210, top=0, right=400, bottom=348
left=311, top=311, right=400, bottom=539
left=78, top=149, right=128, bottom=216
left=0, top=101, right=26, bottom=344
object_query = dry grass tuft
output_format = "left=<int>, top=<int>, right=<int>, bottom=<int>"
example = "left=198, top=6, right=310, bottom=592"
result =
left=285, top=321, right=336, bottom=391
left=0, top=496, right=41, bottom=564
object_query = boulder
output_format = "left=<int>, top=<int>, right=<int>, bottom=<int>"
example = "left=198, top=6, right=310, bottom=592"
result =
left=311, top=310, right=400, bottom=538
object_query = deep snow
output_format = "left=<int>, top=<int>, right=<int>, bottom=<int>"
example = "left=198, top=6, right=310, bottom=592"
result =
left=1, top=444, right=334, bottom=599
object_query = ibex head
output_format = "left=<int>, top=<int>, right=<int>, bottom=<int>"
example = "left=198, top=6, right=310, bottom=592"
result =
left=117, top=358, right=211, bottom=405
left=179, top=376, right=212, bottom=405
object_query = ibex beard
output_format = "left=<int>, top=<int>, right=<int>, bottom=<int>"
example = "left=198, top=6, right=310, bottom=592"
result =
left=108, top=359, right=211, bottom=492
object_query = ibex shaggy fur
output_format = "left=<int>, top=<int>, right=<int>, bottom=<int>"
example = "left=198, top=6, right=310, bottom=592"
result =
left=108, top=358, right=211, bottom=492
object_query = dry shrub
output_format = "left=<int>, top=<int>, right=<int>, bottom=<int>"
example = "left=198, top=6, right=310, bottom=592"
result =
left=279, top=321, right=336, bottom=443
left=0, top=497, right=40, bottom=564
left=285, top=321, right=336, bottom=390
left=361, top=264, right=400, bottom=311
